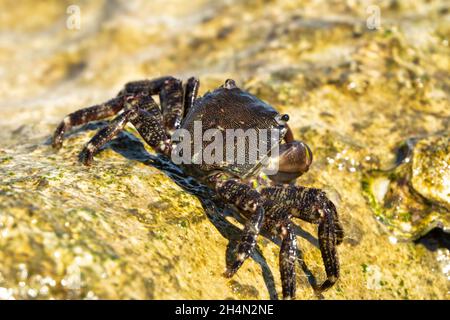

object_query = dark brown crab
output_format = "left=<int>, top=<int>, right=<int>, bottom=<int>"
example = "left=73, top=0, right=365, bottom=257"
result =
left=52, top=76, right=344, bottom=299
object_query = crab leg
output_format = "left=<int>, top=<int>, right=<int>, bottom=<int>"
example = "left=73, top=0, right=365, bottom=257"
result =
left=213, top=177, right=266, bottom=277
left=317, top=200, right=340, bottom=292
left=262, top=186, right=343, bottom=293
left=80, top=94, right=169, bottom=165
left=81, top=108, right=135, bottom=165
left=159, top=77, right=184, bottom=134
left=131, top=105, right=170, bottom=156
left=183, top=77, right=200, bottom=116
left=279, top=219, right=297, bottom=299
left=121, top=76, right=175, bottom=95
left=121, top=76, right=186, bottom=134
left=52, top=95, right=126, bottom=149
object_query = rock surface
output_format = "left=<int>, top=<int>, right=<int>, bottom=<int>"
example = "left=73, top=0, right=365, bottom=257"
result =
left=0, top=0, right=449, bottom=299
left=363, top=134, right=450, bottom=241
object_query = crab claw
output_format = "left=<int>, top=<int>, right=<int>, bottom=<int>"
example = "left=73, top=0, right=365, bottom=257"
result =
left=267, top=140, right=313, bottom=184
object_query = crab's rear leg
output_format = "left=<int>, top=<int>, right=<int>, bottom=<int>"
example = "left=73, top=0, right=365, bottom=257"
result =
left=52, top=95, right=126, bottom=149
left=183, top=77, right=200, bottom=117
left=211, top=176, right=266, bottom=277
left=119, top=76, right=182, bottom=132
left=120, top=76, right=174, bottom=95
left=81, top=94, right=169, bottom=165
left=120, top=76, right=200, bottom=134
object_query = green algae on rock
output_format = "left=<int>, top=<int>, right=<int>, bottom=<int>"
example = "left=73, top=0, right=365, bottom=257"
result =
left=362, top=134, right=450, bottom=241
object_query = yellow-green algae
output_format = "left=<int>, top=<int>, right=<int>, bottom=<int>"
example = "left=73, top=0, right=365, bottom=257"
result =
left=0, top=0, right=449, bottom=299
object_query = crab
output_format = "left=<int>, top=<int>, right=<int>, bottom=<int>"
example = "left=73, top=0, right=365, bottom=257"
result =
left=52, top=76, right=344, bottom=299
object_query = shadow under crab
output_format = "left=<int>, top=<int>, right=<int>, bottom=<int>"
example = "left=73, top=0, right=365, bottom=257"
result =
left=51, top=76, right=344, bottom=299
left=108, top=129, right=325, bottom=299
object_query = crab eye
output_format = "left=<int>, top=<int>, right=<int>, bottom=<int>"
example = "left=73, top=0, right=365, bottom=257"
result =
left=275, top=114, right=289, bottom=125
left=224, top=79, right=237, bottom=89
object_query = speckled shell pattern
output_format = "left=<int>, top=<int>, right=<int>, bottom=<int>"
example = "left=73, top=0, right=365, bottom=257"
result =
left=181, top=86, right=287, bottom=178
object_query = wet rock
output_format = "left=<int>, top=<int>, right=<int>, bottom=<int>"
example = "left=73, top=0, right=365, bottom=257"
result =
left=362, top=134, right=450, bottom=240
left=411, top=135, right=450, bottom=212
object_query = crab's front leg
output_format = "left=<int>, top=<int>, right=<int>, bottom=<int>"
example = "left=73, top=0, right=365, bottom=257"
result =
left=210, top=175, right=266, bottom=277
left=314, top=193, right=342, bottom=292
left=262, top=186, right=344, bottom=294
left=260, top=202, right=298, bottom=299
left=278, top=217, right=297, bottom=299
